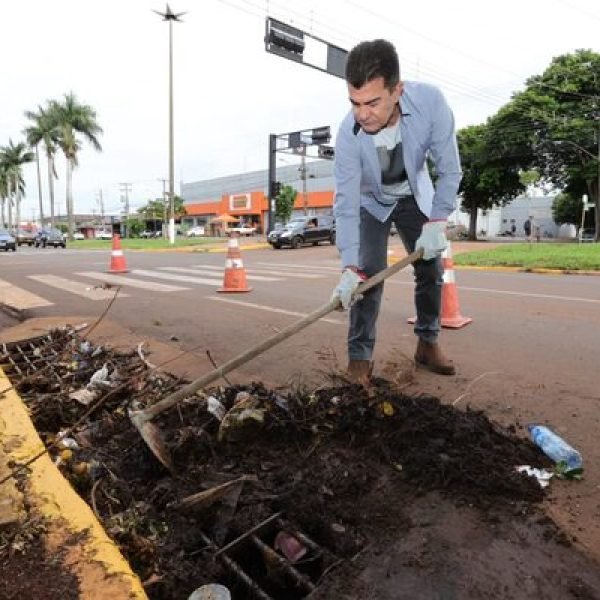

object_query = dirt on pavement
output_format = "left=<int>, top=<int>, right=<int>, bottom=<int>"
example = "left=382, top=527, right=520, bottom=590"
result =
left=1, top=319, right=600, bottom=599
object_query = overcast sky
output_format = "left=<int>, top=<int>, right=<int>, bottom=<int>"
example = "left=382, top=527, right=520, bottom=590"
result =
left=1, top=0, right=598, bottom=220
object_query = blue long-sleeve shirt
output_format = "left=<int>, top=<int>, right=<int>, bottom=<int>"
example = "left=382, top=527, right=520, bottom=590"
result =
left=333, top=81, right=462, bottom=267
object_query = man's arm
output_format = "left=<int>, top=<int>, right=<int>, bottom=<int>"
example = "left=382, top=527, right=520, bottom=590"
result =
left=333, top=119, right=362, bottom=268
left=427, top=87, right=462, bottom=220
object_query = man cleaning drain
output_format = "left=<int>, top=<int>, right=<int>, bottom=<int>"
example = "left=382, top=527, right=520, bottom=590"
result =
left=331, top=39, right=463, bottom=384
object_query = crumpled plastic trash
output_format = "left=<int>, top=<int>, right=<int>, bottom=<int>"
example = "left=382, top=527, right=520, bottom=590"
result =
left=87, top=363, right=110, bottom=389
left=218, top=395, right=265, bottom=443
left=274, top=531, right=307, bottom=563
left=79, top=341, right=92, bottom=354
left=69, top=388, right=99, bottom=406
left=207, top=396, right=226, bottom=421
left=188, top=584, right=231, bottom=600
left=516, top=465, right=554, bottom=488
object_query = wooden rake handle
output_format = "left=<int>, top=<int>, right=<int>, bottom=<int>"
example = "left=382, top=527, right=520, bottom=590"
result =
left=136, top=249, right=423, bottom=422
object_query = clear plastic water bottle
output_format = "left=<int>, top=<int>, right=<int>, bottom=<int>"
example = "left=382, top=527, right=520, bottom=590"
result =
left=528, top=424, right=583, bottom=473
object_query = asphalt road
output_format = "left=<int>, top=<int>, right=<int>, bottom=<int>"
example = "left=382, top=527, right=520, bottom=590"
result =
left=0, top=242, right=598, bottom=395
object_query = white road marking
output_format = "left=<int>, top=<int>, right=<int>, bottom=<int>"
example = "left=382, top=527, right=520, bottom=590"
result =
left=0, top=278, right=53, bottom=309
left=387, top=279, right=600, bottom=304
left=76, top=272, right=187, bottom=292
left=28, top=275, right=130, bottom=300
left=158, top=266, right=282, bottom=282
left=132, top=269, right=222, bottom=286
left=207, top=296, right=345, bottom=325
left=190, top=264, right=325, bottom=279
left=256, top=261, right=340, bottom=272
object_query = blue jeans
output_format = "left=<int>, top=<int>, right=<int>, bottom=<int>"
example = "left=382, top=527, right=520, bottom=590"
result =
left=348, top=199, right=443, bottom=361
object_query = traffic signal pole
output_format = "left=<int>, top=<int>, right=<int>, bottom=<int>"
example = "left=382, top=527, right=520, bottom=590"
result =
left=267, top=133, right=277, bottom=234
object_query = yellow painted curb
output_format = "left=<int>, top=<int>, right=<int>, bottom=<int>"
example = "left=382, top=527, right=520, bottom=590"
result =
left=0, top=368, right=147, bottom=599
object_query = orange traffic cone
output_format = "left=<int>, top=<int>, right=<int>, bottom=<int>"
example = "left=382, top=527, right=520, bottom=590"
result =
left=407, top=241, right=471, bottom=329
left=217, top=235, right=252, bottom=293
left=107, top=233, right=128, bottom=273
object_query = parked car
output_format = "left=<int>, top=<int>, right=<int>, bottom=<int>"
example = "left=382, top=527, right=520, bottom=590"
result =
left=0, top=229, right=17, bottom=252
left=267, top=216, right=335, bottom=249
left=94, top=230, right=113, bottom=240
left=227, top=224, right=256, bottom=237
left=579, top=228, right=594, bottom=243
left=15, top=229, right=37, bottom=246
left=140, top=230, right=162, bottom=239
left=72, top=231, right=85, bottom=240
left=186, top=226, right=205, bottom=237
left=35, top=229, right=66, bottom=248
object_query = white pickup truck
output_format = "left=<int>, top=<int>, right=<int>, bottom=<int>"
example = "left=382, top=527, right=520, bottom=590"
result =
left=227, top=225, right=256, bottom=236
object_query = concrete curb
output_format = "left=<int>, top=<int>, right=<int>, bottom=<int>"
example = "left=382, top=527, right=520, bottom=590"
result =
left=0, top=367, right=147, bottom=599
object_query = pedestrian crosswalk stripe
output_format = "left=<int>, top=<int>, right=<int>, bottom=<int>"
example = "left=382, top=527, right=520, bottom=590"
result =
left=191, top=265, right=325, bottom=279
left=76, top=272, right=188, bottom=292
left=133, top=269, right=223, bottom=286
left=28, top=275, right=130, bottom=300
left=256, top=261, right=340, bottom=272
left=207, top=296, right=345, bottom=325
left=159, top=266, right=282, bottom=282
left=0, top=278, right=53, bottom=309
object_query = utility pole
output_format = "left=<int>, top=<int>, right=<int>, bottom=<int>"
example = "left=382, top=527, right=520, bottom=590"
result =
left=119, top=183, right=132, bottom=237
left=96, top=189, right=105, bottom=226
left=155, top=4, right=185, bottom=245
left=298, top=152, right=308, bottom=215
left=158, top=178, right=168, bottom=237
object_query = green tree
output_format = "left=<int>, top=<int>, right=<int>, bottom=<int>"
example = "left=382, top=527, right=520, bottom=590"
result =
left=275, top=185, right=296, bottom=224
left=457, top=124, right=525, bottom=239
left=0, top=140, right=34, bottom=231
left=552, top=192, right=583, bottom=226
left=126, top=217, right=145, bottom=237
left=24, top=105, right=61, bottom=228
left=137, top=196, right=186, bottom=229
left=0, top=163, right=9, bottom=228
left=495, top=49, right=600, bottom=240
left=49, top=93, right=103, bottom=239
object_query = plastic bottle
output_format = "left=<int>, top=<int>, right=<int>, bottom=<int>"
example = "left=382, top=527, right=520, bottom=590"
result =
left=528, top=424, right=583, bottom=473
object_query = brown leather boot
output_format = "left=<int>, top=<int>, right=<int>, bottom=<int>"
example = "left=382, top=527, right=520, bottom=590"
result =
left=414, top=339, right=455, bottom=376
left=347, top=359, right=373, bottom=385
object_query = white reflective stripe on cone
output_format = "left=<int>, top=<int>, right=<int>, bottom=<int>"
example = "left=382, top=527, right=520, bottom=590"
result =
left=225, top=258, right=244, bottom=269
left=112, top=250, right=124, bottom=257
left=443, top=269, right=455, bottom=284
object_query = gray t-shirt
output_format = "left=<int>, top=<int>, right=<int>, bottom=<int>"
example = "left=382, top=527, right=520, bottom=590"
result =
left=373, top=120, right=412, bottom=205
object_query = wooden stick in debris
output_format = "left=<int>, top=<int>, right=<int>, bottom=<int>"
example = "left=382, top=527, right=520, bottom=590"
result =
left=170, top=475, right=257, bottom=511
left=214, top=511, right=283, bottom=558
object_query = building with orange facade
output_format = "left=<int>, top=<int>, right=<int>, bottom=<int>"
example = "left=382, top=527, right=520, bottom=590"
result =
left=180, top=159, right=335, bottom=234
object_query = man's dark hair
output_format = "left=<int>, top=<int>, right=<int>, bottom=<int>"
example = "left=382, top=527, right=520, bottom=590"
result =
left=345, top=39, right=400, bottom=90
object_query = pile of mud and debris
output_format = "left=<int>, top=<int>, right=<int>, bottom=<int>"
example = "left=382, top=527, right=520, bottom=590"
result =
left=4, top=327, right=596, bottom=600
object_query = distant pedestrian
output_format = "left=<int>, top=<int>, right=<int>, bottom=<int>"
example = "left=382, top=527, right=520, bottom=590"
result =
left=523, top=217, right=532, bottom=241
left=511, top=222, right=516, bottom=236
left=534, top=225, right=541, bottom=243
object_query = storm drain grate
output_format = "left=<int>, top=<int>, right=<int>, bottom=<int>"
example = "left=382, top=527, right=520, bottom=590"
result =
left=0, top=332, right=66, bottom=384
left=201, top=512, right=332, bottom=599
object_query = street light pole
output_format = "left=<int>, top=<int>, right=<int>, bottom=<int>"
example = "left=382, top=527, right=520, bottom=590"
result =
left=155, top=4, right=185, bottom=245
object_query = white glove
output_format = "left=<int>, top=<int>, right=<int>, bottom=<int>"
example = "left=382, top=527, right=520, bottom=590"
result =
left=331, top=268, right=365, bottom=310
left=416, top=220, right=447, bottom=260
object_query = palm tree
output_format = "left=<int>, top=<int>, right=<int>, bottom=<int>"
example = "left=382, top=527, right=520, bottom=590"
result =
left=0, top=140, right=34, bottom=232
left=24, top=106, right=60, bottom=228
left=0, top=164, right=9, bottom=228
left=49, top=93, right=102, bottom=238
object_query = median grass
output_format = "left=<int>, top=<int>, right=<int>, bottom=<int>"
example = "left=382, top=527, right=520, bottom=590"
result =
left=454, top=242, right=600, bottom=271
left=68, top=237, right=227, bottom=250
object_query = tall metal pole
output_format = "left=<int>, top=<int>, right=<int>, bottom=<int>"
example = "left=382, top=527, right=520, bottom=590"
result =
left=168, top=16, right=175, bottom=244
left=154, top=5, right=185, bottom=245
left=267, top=134, right=276, bottom=234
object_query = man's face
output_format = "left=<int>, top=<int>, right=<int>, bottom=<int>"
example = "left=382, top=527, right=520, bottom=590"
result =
left=348, top=77, right=403, bottom=134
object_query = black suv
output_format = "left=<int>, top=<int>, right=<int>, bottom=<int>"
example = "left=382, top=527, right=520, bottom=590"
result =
left=268, top=216, right=335, bottom=249
left=35, top=229, right=66, bottom=248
